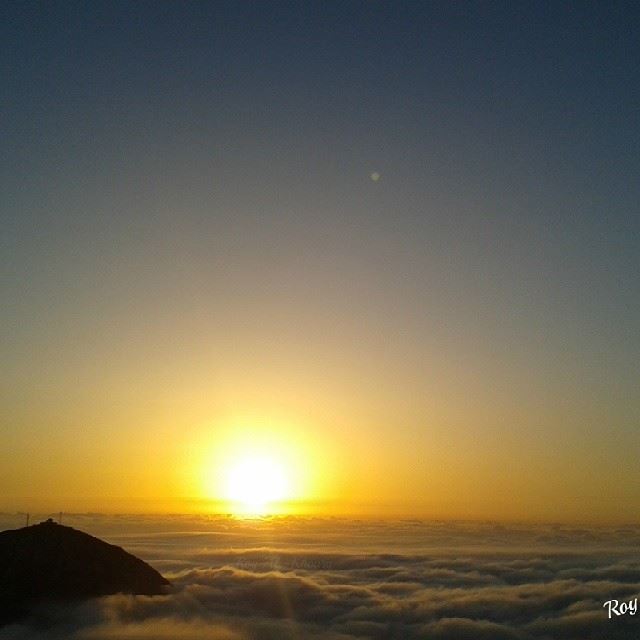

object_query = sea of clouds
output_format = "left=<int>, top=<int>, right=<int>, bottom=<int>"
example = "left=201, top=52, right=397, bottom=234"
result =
left=0, top=514, right=638, bottom=639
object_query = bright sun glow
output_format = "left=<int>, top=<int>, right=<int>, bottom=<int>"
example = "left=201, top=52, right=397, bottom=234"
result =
left=224, top=454, right=289, bottom=515
left=197, top=417, right=326, bottom=517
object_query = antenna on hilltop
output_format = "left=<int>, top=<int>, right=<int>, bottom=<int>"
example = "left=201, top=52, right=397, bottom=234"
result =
left=45, top=512, right=64, bottom=525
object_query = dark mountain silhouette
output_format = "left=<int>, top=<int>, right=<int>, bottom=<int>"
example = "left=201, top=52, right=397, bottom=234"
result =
left=0, top=519, right=169, bottom=625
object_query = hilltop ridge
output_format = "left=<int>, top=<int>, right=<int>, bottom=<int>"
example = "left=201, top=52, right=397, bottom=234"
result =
left=0, top=519, right=169, bottom=625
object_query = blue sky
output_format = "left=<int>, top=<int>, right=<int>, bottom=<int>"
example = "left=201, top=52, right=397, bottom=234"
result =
left=1, top=1, right=639, bottom=519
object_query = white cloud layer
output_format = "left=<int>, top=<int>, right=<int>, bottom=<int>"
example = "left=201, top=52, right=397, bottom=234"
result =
left=0, top=515, right=638, bottom=639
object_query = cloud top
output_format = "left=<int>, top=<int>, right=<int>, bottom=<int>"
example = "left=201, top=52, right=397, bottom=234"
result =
left=1, top=516, right=638, bottom=639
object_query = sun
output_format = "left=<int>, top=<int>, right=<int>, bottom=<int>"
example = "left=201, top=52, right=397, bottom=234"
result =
left=224, top=454, right=289, bottom=515
left=197, top=418, right=321, bottom=516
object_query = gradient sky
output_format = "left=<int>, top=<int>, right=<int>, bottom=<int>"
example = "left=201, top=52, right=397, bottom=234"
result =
left=2, top=1, right=639, bottom=521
